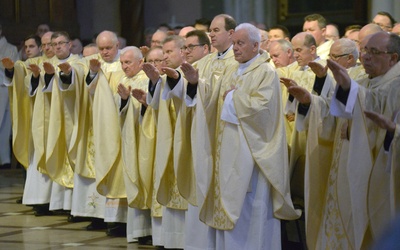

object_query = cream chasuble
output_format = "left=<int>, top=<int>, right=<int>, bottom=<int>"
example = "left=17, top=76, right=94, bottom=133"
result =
left=119, top=73, right=150, bottom=209
left=330, top=62, right=400, bottom=249
left=174, top=50, right=237, bottom=208
left=45, top=54, right=80, bottom=188
left=92, top=69, right=128, bottom=198
left=197, top=52, right=300, bottom=230
left=297, top=65, right=366, bottom=250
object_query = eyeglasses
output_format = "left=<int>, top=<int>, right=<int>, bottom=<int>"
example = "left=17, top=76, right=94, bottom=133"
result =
left=147, top=59, right=164, bottom=64
left=182, top=44, right=204, bottom=52
left=51, top=41, right=69, bottom=47
left=329, top=53, right=349, bottom=60
left=360, top=47, right=394, bottom=56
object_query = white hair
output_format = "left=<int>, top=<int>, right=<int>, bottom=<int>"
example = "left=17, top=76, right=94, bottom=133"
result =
left=120, top=46, right=143, bottom=60
left=235, top=23, right=261, bottom=44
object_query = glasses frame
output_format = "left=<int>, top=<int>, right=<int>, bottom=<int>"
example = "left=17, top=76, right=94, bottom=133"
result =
left=182, top=44, right=205, bottom=52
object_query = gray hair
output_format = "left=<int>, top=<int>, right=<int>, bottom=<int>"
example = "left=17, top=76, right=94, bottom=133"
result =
left=120, top=46, right=143, bottom=60
left=235, top=23, right=261, bottom=45
left=275, top=39, right=293, bottom=56
left=335, top=38, right=359, bottom=61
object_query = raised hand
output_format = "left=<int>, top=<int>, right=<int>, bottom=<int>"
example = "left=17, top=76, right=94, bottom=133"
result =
left=142, top=63, right=160, bottom=85
left=89, top=59, right=101, bottom=73
left=309, top=61, right=328, bottom=78
left=58, top=62, right=72, bottom=75
left=287, top=86, right=312, bottom=105
left=140, top=46, right=150, bottom=56
left=161, top=67, right=179, bottom=79
left=28, top=64, right=41, bottom=78
left=280, top=77, right=298, bottom=89
left=180, top=62, right=199, bottom=84
left=43, top=62, right=55, bottom=75
left=327, top=59, right=351, bottom=91
left=132, top=88, right=147, bottom=106
left=1, top=58, right=14, bottom=70
left=364, top=110, right=396, bottom=133
left=117, top=83, right=132, bottom=100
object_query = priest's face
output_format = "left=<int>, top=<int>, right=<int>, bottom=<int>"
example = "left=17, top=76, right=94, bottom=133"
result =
left=146, top=48, right=165, bottom=74
left=24, top=38, right=41, bottom=59
left=120, top=50, right=143, bottom=78
left=98, top=37, right=119, bottom=63
left=209, top=16, right=233, bottom=53
left=269, top=41, right=292, bottom=68
left=41, top=32, right=54, bottom=58
left=360, top=32, right=398, bottom=78
left=162, top=40, right=184, bottom=69
left=232, top=29, right=259, bottom=64
left=183, top=36, right=208, bottom=64
left=291, top=34, right=316, bottom=67
left=51, top=35, right=71, bottom=60
left=303, top=20, right=325, bottom=46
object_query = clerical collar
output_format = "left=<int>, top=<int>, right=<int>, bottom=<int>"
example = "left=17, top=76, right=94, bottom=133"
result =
left=237, top=54, right=260, bottom=75
left=217, top=45, right=232, bottom=59
left=58, top=54, right=71, bottom=63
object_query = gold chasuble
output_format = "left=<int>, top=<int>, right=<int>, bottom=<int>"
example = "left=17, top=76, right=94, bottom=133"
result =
left=153, top=76, right=188, bottom=211
left=174, top=50, right=237, bottom=208
left=59, top=60, right=96, bottom=179
left=277, top=59, right=327, bottom=176
left=119, top=72, right=150, bottom=209
left=138, top=105, right=162, bottom=217
left=197, top=52, right=300, bottom=230
left=301, top=65, right=367, bottom=250
left=92, top=69, right=127, bottom=198
left=7, top=61, right=35, bottom=168
left=45, top=54, right=80, bottom=188
left=334, top=62, right=400, bottom=249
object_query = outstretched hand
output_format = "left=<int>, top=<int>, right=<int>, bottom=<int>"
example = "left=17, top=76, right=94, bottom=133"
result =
left=58, top=62, right=72, bottom=75
left=180, top=62, right=199, bottom=84
left=142, top=63, right=160, bottom=85
left=161, top=67, right=179, bottom=79
left=327, top=59, right=351, bottom=91
left=309, top=61, right=328, bottom=78
left=364, top=110, right=396, bottom=133
left=28, top=64, right=41, bottom=78
left=280, top=77, right=298, bottom=88
left=89, top=59, right=101, bottom=73
left=117, top=83, right=132, bottom=100
left=1, top=58, right=14, bottom=70
left=43, top=62, right=55, bottom=75
left=132, top=89, right=147, bottom=106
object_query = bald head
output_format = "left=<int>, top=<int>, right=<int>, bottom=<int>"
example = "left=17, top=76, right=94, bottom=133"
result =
left=178, top=26, right=196, bottom=37
left=151, top=30, right=168, bottom=48
left=96, top=30, right=119, bottom=62
left=359, top=23, right=383, bottom=44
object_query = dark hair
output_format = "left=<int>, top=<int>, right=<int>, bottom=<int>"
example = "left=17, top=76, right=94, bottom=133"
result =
left=376, top=11, right=396, bottom=28
left=268, top=24, right=291, bottom=39
left=51, top=31, right=70, bottom=41
left=195, top=18, right=211, bottom=27
left=24, top=34, right=41, bottom=47
left=215, top=14, right=237, bottom=31
left=186, top=30, right=211, bottom=52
